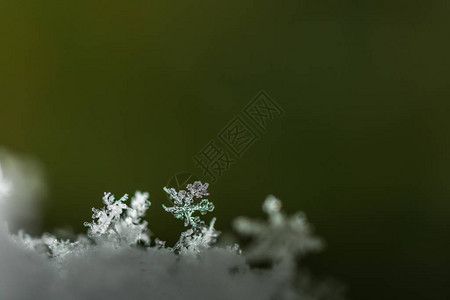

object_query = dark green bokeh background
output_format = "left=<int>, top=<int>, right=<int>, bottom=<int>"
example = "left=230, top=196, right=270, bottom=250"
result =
left=1, top=1, right=449, bottom=299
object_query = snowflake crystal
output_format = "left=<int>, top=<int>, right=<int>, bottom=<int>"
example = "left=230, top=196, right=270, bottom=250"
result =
left=84, top=191, right=151, bottom=245
left=162, top=181, right=218, bottom=253
left=233, top=195, right=323, bottom=264
left=162, top=181, right=214, bottom=228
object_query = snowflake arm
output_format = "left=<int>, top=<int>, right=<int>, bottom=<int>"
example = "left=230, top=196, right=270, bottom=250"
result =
left=186, top=181, right=209, bottom=198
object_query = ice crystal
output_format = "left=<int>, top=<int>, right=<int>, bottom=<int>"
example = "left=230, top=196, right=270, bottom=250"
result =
left=234, top=195, right=323, bottom=265
left=233, top=196, right=331, bottom=300
left=84, top=192, right=129, bottom=238
left=163, top=181, right=218, bottom=254
left=175, top=217, right=220, bottom=254
left=162, top=181, right=214, bottom=228
left=84, top=191, right=151, bottom=245
left=186, top=181, right=209, bottom=198
left=118, top=191, right=151, bottom=245
left=14, top=230, right=87, bottom=264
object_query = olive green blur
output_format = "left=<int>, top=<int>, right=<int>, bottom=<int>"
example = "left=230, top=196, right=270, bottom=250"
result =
left=1, top=1, right=449, bottom=299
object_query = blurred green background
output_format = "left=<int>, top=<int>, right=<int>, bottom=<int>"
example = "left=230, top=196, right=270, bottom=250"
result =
left=1, top=0, right=449, bottom=299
